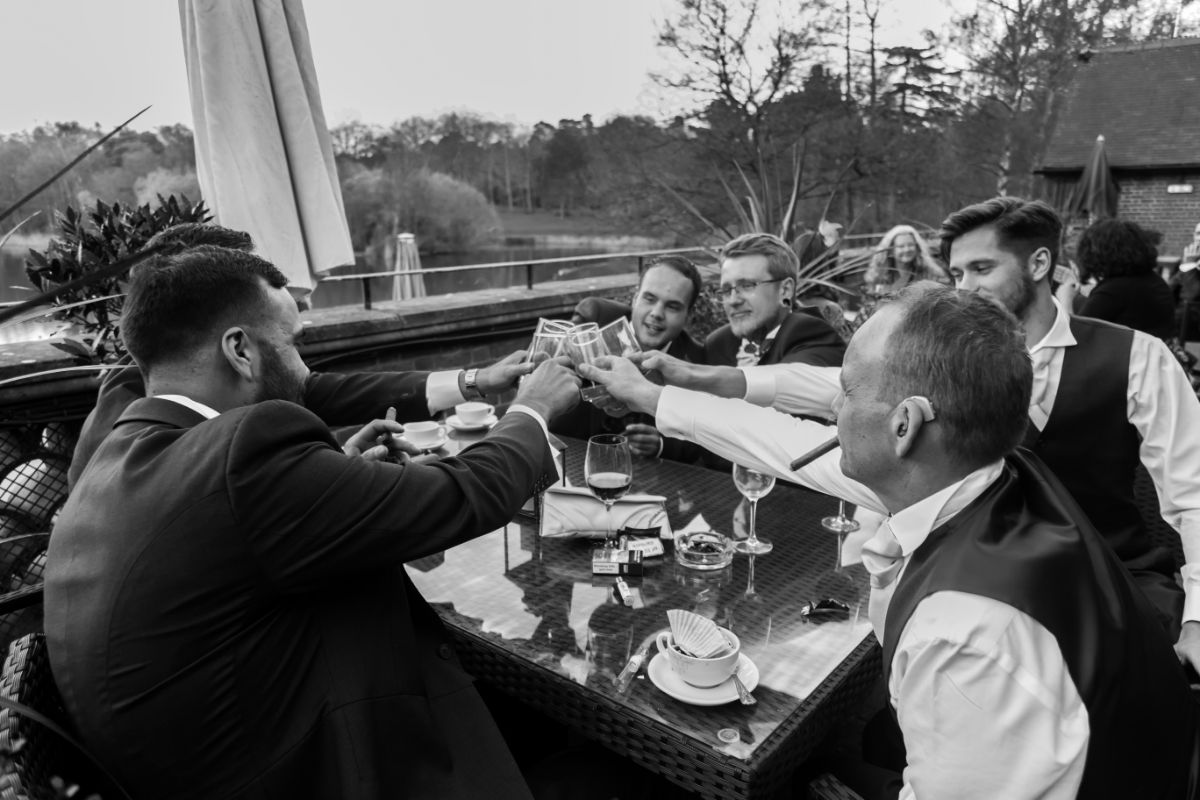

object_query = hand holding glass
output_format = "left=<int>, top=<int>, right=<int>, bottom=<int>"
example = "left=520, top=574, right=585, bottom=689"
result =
left=732, top=464, right=775, bottom=555
left=585, top=434, right=633, bottom=550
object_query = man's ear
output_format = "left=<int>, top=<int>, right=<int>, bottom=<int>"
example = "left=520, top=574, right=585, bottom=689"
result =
left=1028, top=246, right=1053, bottom=282
left=781, top=277, right=796, bottom=308
left=220, top=327, right=255, bottom=382
left=890, top=398, right=929, bottom=459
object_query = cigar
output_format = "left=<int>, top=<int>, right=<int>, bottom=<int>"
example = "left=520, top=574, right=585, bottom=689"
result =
left=789, top=436, right=840, bottom=471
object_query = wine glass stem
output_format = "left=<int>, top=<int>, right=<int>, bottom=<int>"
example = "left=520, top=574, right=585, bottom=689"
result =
left=747, top=498, right=759, bottom=544
left=837, top=499, right=848, bottom=522
left=605, top=500, right=615, bottom=549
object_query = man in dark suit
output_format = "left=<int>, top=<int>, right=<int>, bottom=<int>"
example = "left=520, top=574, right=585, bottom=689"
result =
left=67, top=223, right=535, bottom=490
left=704, top=232, right=845, bottom=369
left=555, top=255, right=707, bottom=461
left=45, top=245, right=581, bottom=799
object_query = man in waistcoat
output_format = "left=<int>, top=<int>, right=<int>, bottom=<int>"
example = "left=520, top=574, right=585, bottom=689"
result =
left=624, top=198, right=1200, bottom=672
left=579, top=283, right=1199, bottom=798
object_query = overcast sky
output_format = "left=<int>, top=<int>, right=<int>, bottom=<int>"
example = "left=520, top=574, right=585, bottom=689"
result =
left=0, top=0, right=959, bottom=134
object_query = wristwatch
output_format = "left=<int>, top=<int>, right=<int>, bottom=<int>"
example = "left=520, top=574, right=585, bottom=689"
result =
left=463, top=368, right=484, bottom=399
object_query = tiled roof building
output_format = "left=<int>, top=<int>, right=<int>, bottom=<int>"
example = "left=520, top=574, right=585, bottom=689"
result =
left=1038, top=37, right=1200, bottom=255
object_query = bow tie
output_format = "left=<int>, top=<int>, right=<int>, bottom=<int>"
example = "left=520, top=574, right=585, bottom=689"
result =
left=736, top=336, right=774, bottom=367
left=860, top=520, right=904, bottom=589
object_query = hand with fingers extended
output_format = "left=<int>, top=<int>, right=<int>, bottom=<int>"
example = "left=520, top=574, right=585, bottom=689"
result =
left=513, top=356, right=582, bottom=422
left=475, top=350, right=538, bottom=395
left=341, top=407, right=423, bottom=463
left=577, top=356, right=662, bottom=416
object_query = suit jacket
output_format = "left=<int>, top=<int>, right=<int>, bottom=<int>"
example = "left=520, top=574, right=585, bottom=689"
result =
left=704, top=309, right=846, bottom=368
left=67, top=367, right=433, bottom=490
left=47, top=398, right=557, bottom=799
left=557, top=298, right=707, bottom=462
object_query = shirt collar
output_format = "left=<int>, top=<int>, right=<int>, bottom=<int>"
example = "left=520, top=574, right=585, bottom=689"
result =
left=155, top=394, right=220, bottom=419
left=744, top=323, right=782, bottom=349
left=886, top=460, right=1005, bottom=557
left=1029, top=298, right=1076, bottom=355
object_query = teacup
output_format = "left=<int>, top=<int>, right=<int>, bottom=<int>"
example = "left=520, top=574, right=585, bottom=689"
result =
left=655, top=627, right=740, bottom=687
left=403, top=421, right=445, bottom=449
left=456, top=401, right=494, bottom=425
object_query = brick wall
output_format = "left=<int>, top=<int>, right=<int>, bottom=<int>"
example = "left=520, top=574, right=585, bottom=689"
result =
left=1117, top=172, right=1200, bottom=255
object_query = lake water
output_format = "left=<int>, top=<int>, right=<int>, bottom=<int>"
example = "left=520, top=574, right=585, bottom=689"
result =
left=0, top=243, right=645, bottom=344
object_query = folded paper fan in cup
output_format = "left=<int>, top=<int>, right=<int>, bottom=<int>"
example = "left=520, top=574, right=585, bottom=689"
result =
left=666, top=609, right=731, bottom=659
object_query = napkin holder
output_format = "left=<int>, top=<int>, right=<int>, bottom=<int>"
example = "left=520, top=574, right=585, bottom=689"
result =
left=539, top=485, right=672, bottom=540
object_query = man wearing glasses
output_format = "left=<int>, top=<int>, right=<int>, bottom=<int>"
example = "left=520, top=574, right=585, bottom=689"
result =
left=705, top=232, right=845, bottom=369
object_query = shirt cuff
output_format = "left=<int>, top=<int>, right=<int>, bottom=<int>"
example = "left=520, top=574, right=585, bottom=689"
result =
left=741, top=367, right=777, bottom=406
left=506, top=403, right=550, bottom=439
left=1182, top=564, right=1200, bottom=624
left=426, top=370, right=465, bottom=414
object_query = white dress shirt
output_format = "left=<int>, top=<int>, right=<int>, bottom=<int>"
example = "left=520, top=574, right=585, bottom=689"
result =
left=656, top=389, right=1090, bottom=798
left=738, top=300, right=1200, bottom=623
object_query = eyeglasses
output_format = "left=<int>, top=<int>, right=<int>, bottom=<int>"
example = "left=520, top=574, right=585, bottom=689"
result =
left=716, top=278, right=784, bottom=300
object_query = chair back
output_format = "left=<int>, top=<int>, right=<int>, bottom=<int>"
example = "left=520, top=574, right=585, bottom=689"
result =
left=0, top=534, right=49, bottom=657
left=0, top=633, right=128, bottom=800
left=1133, top=464, right=1185, bottom=570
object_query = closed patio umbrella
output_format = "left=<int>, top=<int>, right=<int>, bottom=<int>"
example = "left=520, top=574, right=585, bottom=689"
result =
left=179, top=0, right=354, bottom=297
left=1065, top=134, right=1119, bottom=221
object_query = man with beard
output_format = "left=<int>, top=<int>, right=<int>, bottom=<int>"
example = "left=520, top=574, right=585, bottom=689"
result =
left=629, top=197, right=1200, bottom=673
left=557, top=255, right=707, bottom=460
left=578, top=284, right=1199, bottom=798
left=46, top=245, right=582, bottom=799
left=67, top=223, right=536, bottom=490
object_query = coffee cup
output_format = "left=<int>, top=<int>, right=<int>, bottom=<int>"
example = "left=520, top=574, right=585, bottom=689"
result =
left=455, top=401, right=494, bottom=425
left=402, top=421, right=445, bottom=450
left=654, top=627, right=740, bottom=687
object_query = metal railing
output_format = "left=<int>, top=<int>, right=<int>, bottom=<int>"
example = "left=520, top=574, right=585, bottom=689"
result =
left=316, top=246, right=714, bottom=310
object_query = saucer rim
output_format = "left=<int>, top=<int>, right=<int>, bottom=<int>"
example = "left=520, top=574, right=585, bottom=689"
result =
left=409, top=432, right=449, bottom=452
left=447, top=413, right=498, bottom=431
left=646, top=652, right=759, bottom=706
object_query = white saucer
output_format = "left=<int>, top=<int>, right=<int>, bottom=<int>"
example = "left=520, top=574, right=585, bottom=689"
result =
left=647, top=652, right=759, bottom=706
left=408, top=432, right=448, bottom=453
left=447, top=413, right=498, bottom=432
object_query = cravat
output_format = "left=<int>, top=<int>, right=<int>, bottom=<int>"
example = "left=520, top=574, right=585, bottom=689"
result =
left=1027, top=347, right=1056, bottom=430
left=735, top=336, right=774, bottom=367
left=862, top=519, right=904, bottom=641
left=860, top=519, right=904, bottom=589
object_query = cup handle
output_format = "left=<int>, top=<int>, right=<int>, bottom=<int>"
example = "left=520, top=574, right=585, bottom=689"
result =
left=655, top=631, right=672, bottom=656
left=483, top=404, right=495, bottom=416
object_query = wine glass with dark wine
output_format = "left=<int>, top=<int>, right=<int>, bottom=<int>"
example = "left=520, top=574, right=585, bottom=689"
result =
left=732, top=463, right=775, bottom=555
left=585, top=434, right=633, bottom=551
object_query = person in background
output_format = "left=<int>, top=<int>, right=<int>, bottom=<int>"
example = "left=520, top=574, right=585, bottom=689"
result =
left=704, top=232, right=845, bottom=369
left=861, top=224, right=948, bottom=300
left=1073, top=218, right=1175, bottom=340
left=47, top=245, right=580, bottom=799
left=559, top=255, right=706, bottom=460
left=68, top=223, right=536, bottom=490
left=579, top=283, right=1199, bottom=799
left=1172, top=220, right=1200, bottom=344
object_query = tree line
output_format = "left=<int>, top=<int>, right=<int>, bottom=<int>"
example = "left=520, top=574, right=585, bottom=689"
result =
left=1, top=0, right=1193, bottom=253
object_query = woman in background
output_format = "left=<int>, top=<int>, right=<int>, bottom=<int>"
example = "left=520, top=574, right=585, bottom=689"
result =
left=1075, top=218, right=1175, bottom=340
left=862, top=224, right=948, bottom=299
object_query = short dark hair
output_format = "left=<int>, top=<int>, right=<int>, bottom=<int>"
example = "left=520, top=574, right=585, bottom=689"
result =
left=1075, top=218, right=1159, bottom=280
left=878, top=282, right=1032, bottom=468
left=144, top=223, right=254, bottom=254
left=122, top=246, right=288, bottom=372
left=721, top=233, right=800, bottom=282
left=939, top=197, right=1062, bottom=273
left=640, top=255, right=703, bottom=310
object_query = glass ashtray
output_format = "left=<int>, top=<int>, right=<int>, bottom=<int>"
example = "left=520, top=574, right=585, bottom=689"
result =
left=674, top=530, right=734, bottom=570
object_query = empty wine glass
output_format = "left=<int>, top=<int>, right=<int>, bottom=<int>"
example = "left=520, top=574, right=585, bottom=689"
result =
left=732, top=464, right=775, bottom=555
left=585, top=434, right=633, bottom=551
left=809, top=499, right=859, bottom=615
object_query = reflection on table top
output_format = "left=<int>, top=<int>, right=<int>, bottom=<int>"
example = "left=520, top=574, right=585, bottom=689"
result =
left=408, top=428, right=879, bottom=800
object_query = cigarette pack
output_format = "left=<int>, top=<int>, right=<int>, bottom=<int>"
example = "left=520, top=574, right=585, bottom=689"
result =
left=619, top=535, right=665, bottom=558
left=591, top=548, right=644, bottom=576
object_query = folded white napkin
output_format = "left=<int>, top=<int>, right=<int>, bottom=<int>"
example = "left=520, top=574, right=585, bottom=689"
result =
left=539, top=485, right=672, bottom=540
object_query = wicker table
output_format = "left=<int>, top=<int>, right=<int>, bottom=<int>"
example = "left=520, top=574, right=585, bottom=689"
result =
left=407, top=432, right=881, bottom=800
